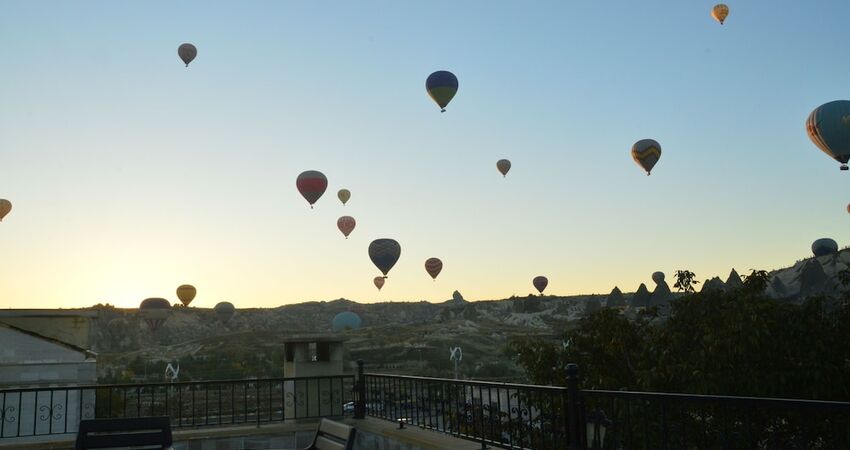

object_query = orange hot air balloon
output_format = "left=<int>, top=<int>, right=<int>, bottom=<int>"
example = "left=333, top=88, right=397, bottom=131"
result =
left=497, top=159, right=511, bottom=177
left=337, top=216, right=356, bottom=239
left=176, top=285, right=196, bottom=307
left=533, top=276, right=548, bottom=295
left=712, top=4, right=729, bottom=25
left=425, top=258, right=443, bottom=280
left=374, top=276, right=385, bottom=291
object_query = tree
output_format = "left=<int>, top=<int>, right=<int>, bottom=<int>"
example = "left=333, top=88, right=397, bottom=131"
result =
left=673, top=269, right=699, bottom=293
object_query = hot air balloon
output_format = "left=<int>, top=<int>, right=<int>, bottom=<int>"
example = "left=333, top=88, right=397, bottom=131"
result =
left=425, top=258, right=443, bottom=280
left=369, top=239, right=401, bottom=276
left=214, top=301, right=235, bottom=323
left=0, top=199, right=11, bottom=221
left=337, top=216, right=356, bottom=239
left=631, top=139, right=662, bottom=175
left=712, top=4, right=729, bottom=24
left=533, top=276, right=548, bottom=295
left=497, top=159, right=511, bottom=177
left=426, top=71, right=458, bottom=113
left=178, top=43, right=197, bottom=67
left=812, top=238, right=838, bottom=257
left=374, top=276, right=385, bottom=291
left=846, top=204, right=850, bottom=214
left=139, top=298, right=172, bottom=331
left=176, top=285, right=196, bottom=307
left=806, top=101, right=850, bottom=170
left=651, top=272, right=665, bottom=284
left=332, top=311, right=362, bottom=332
left=338, top=189, right=351, bottom=205
left=296, top=170, right=328, bottom=208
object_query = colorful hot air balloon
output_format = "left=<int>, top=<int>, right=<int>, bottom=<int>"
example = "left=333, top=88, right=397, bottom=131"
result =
left=426, top=71, right=458, bottom=113
left=214, top=301, right=235, bottom=323
left=812, top=238, right=838, bottom=257
left=139, top=298, right=172, bottom=331
left=296, top=170, right=328, bottom=208
left=807, top=101, right=850, bottom=171
left=425, top=258, right=443, bottom=280
left=337, top=216, right=356, bottom=239
left=0, top=199, right=11, bottom=222
left=338, top=189, right=351, bottom=205
left=651, top=272, right=665, bottom=284
left=178, top=43, right=197, bottom=67
left=176, top=285, right=196, bottom=307
left=374, top=276, right=385, bottom=291
left=712, top=4, right=729, bottom=24
left=497, top=159, right=511, bottom=177
left=369, top=239, right=401, bottom=276
left=631, top=139, right=662, bottom=175
left=533, top=276, right=548, bottom=295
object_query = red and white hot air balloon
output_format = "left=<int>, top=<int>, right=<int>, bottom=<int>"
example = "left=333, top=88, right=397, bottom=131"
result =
left=337, top=216, right=356, bottom=239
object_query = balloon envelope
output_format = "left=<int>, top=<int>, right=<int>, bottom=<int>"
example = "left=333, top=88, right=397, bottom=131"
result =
left=425, top=258, right=443, bottom=280
left=214, top=302, right=235, bottom=322
left=0, top=199, right=11, bottom=221
left=337, top=216, right=356, bottom=238
left=631, top=139, right=662, bottom=175
left=373, top=276, right=385, bottom=291
left=338, top=189, right=351, bottom=205
left=178, top=43, right=197, bottom=67
left=369, top=239, right=401, bottom=276
left=807, top=101, right=850, bottom=170
left=176, top=285, right=196, bottom=307
left=533, top=276, right=548, bottom=294
left=332, top=311, right=362, bottom=332
left=426, top=71, right=458, bottom=112
left=712, top=4, right=729, bottom=24
left=296, top=170, right=328, bottom=207
left=139, top=298, right=172, bottom=331
left=812, top=238, right=838, bottom=257
left=497, top=159, right=511, bottom=177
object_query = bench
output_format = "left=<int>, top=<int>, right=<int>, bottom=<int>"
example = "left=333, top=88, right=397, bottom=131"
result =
left=75, top=416, right=173, bottom=450
left=259, top=418, right=356, bottom=450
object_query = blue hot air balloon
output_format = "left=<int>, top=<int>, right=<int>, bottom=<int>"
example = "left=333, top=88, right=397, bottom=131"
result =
left=812, top=238, right=838, bottom=257
left=332, top=311, right=362, bottom=332
left=807, top=101, right=850, bottom=170
left=426, top=71, right=458, bottom=113
left=369, top=239, right=401, bottom=276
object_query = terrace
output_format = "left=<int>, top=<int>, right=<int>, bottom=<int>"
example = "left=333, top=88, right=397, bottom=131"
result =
left=1, top=362, right=848, bottom=449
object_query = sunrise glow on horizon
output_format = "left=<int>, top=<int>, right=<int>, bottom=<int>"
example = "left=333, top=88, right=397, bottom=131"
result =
left=2, top=1, right=850, bottom=309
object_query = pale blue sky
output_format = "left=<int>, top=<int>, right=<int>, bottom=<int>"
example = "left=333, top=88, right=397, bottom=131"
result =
left=1, top=1, right=849, bottom=308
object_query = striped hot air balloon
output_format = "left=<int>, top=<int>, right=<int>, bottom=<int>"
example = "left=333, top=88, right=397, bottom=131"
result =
left=296, top=170, right=328, bottom=208
left=533, top=276, right=548, bottom=295
left=337, top=216, right=356, bottom=239
left=426, top=71, right=458, bottom=113
left=369, top=239, right=401, bottom=276
left=425, top=258, right=443, bottom=280
left=374, top=276, right=385, bottom=291
left=631, top=139, right=662, bottom=175
left=807, top=101, right=850, bottom=171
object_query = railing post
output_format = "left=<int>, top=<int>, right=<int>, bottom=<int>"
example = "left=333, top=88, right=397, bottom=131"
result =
left=354, top=360, right=366, bottom=419
left=566, top=363, right=581, bottom=450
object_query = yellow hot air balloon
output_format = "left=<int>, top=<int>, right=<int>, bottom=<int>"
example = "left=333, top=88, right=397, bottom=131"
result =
left=712, top=4, right=729, bottom=25
left=176, top=285, right=197, bottom=307
left=338, top=189, right=351, bottom=205
left=0, top=199, right=11, bottom=222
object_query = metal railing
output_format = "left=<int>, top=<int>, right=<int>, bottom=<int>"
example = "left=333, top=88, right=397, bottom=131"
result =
left=0, top=375, right=355, bottom=440
left=359, top=361, right=850, bottom=450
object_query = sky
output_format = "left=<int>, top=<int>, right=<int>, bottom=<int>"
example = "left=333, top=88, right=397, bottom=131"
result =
left=2, top=1, right=850, bottom=309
